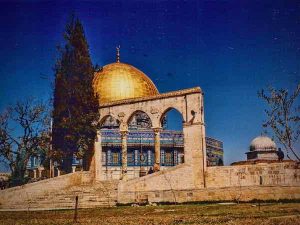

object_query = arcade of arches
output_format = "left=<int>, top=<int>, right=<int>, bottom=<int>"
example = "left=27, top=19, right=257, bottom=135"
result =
left=91, top=87, right=206, bottom=186
left=99, top=108, right=184, bottom=179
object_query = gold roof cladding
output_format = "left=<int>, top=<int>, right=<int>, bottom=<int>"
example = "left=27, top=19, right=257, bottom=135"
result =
left=93, top=62, right=159, bottom=104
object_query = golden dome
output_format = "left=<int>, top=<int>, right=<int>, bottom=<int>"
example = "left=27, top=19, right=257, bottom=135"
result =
left=93, top=62, right=159, bottom=104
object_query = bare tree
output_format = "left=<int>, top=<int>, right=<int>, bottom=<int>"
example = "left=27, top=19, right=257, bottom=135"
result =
left=258, top=84, right=300, bottom=161
left=0, top=98, right=50, bottom=186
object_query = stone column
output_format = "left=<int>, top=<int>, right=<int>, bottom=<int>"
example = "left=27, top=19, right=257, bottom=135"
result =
left=94, top=130, right=102, bottom=181
left=33, top=169, right=37, bottom=179
left=72, top=166, right=76, bottom=173
left=57, top=168, right=60, bottom=177
left=153, top=127, right=162, bottom=172
left=120, top=130, right=128, bottom=180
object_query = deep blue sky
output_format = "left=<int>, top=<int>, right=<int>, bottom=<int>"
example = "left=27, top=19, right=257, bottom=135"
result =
left=0, top=1, right=299, bottom=169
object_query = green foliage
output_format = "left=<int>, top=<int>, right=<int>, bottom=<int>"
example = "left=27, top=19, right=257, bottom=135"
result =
left=258, top=84, right=300, bottom=161
left=52, top=15, right=100, bottom=171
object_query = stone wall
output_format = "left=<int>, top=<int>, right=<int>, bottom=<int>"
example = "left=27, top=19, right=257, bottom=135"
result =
left=206, top=161, right=300, bottom=188
left=0, top=171, right=92, bottom=209
left=118, top=186, right=300, bottom=204
left=117, top=161, right=300, bottom=204
left=118, top=164, right=195, bottom=203
left=1, top=161, right=300, bottom=209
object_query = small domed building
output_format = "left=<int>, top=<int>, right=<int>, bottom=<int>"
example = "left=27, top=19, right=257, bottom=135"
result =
left=246, top=136, right=279, bottom=161
left=231, top=135, right=284, bottom=166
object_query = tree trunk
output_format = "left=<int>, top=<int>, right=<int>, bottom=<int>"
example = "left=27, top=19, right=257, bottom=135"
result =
left=82, top=147, right=93, bottom=171
left=62, top=155, right=73, bottom=173
left=10, top=163, right=27, bottom=186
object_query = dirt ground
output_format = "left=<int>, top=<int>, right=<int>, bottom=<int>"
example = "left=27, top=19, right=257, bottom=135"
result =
left=0, top=202, right=299, bottom=225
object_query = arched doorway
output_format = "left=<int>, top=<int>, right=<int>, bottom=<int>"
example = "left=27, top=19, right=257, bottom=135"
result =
left=160, top=108, right=184, bottom=167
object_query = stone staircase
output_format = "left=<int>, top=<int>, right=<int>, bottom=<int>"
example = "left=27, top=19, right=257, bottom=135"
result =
left=0, top=172, right=119, bottom=210
left=24, top=180, right=119, bottom=210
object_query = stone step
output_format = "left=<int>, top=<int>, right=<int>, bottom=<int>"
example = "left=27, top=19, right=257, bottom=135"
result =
left=7, top=180, right=120, bottom=210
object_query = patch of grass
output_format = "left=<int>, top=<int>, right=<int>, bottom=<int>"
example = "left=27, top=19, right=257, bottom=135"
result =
left=0, top=203, right=299, bottom=225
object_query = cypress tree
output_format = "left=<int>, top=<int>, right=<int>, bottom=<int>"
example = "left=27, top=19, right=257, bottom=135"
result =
left=52, top=16, right=100, bottom=172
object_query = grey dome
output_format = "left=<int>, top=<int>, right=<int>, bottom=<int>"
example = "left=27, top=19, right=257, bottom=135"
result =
left=250, top=136, right=277, bottom=152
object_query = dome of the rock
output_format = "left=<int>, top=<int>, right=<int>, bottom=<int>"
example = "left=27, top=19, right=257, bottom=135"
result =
left=93, top=61, right=159, bottom=104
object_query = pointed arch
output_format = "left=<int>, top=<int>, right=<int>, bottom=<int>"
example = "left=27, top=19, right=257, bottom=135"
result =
left=127, top=110, right=152, bottom=130
left=99, top=114, right=120, bottom=129
left=159, top=107, right=184, bottom=129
